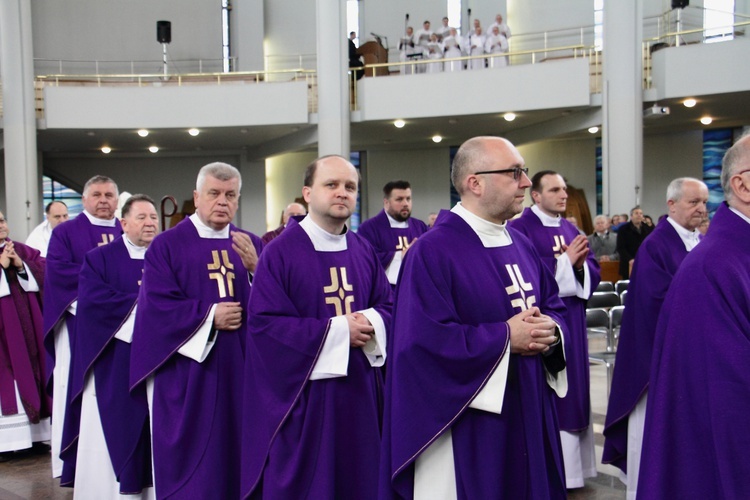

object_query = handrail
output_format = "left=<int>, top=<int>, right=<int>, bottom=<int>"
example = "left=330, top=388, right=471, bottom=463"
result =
left=644, top=19, right=750, bottom=42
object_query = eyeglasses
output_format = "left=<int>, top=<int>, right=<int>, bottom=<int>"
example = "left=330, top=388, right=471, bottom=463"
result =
left=474, top=167, right=529, bottom=181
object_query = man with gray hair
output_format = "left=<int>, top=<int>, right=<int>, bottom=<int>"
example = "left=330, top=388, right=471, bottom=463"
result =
left=637, top=135, right=750, bottom=498
left=43, top=175, right=121, bottom=481
left=588, top=214, right=619, bottom=262
left=130, top=162, right=263, bottom=498
left=603, top=176, right=708, bottom=499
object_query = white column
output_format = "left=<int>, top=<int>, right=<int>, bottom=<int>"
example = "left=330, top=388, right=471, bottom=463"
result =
left=602, top=0, right=643, bottom=216
left=1, top=0, right=40, bottom=239
left=238, top=155, right=267, bottom=235
left=316, top=0, right=350, bottom=157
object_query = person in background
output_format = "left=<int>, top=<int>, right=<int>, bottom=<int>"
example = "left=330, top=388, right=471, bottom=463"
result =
left=25, top=201, right=69, bottom=257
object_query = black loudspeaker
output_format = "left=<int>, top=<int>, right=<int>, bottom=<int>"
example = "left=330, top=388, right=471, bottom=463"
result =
left=157, top=21, right=171, bottom=44
left=672, top=0, right=689, bottom=9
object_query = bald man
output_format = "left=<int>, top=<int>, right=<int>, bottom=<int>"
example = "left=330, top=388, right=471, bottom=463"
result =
left=261, top=202, right=307, bottom=244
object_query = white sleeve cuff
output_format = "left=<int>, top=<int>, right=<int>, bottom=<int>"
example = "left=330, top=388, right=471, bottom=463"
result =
left=310, top=316, right=351, bottom=380
left=574, top=261, right=592, bottom=300
left=114, top=305, right=137, bottom=344
left=554, top=253, right=577, bottom=297
left=384, top=252, right=403, bottom=285
left=0, top=272, right=9, bottom=298
left=469, top=341, right=510, bottom=415
left=359, top=308, right=387, bottom=367
left=17, top=263, right=40, bottom=292
left=177, top=304, right=217, bottom=363
left=546, top=322, right=568, bottom=398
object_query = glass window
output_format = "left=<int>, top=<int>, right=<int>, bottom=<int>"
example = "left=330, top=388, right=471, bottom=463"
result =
left=704, top=0, right=735, bottom=43
left=43, top=175, right=83, bottom=218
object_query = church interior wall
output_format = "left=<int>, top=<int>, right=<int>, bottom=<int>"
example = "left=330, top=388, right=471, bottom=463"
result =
left=264, top=151, right=317, bottom=231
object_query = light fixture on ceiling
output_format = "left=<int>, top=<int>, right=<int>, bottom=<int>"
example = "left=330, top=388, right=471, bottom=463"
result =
left=588, top=126, right=599, bottom=134
left=138, top=129, right=149, bottom=137
left=188, top=128, right=200, bottom=136
left=394, top=119, right=406, bottom=128
left=683, top=98, right=697, bottom=108
left=503, top=112, right=516, bottom=122
left=240, top=128, right=248, bottom=134
left=149, top=146, right=159, bottom=153
left=101, top=146, right=112, bottom=154
left=700, top=116, right=713, bottom=125
left=432, top=135, right=443, bottom=143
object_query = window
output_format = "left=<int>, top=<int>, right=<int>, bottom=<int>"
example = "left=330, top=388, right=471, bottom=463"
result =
left=347, top=1, right=360, bottom=46
left=43, top=175, right=83, bottom=218
left=222, top=0, right=231, bottom=72
left=594, top=0, right=603, bottom=51
left=447, top=0, right=462, bottom=34
left=704, top=0, right=735, bottom=43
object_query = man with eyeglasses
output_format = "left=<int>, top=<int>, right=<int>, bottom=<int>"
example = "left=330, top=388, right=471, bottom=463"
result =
left=637, top=134, right=750, bottom=498
left=380, top=136, right=568, bottom=499
left=510, top=170, right=601, bottom=490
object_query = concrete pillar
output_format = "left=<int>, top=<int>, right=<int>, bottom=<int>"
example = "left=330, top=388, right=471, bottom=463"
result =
left=602, top=0, right=643, bottom=215
left=0, top=0, right=40, bottom=239
left=316, top=0, right=350, bottom=157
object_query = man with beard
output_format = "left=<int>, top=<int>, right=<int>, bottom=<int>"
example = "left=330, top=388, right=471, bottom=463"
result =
left=358, top=180, right=428, bottom=287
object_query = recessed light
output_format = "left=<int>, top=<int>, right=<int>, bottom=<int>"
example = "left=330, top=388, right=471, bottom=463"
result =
left=87, top=131, right=96, bottom=137
left=700, top=116, right=713, bottom=125
left=588, top=126, right=599, bottom=134
left=138, top=129, right=149, bottom=137
left=101, top=146, right=111, bottom=154
left=394, top=120, right=406, bottom=128
left=240, top=128, right=248, bottom=134
left=504, top=112, right=516, bottom=122
left=188, top=128, right=200, bottom=136
left=149, top=146, right=159, bottom=153
left=432, top=135, right=443, bottom=143
left=683, top=98, right=697, bottom=108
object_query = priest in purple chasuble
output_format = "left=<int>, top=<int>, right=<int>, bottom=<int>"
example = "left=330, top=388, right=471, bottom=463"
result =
left=357, top=180, right=428, bottom=286
left=130, top=163, right=262, bottom=499
left=63, top=195, right=160, bottom=497
left=603, top=178, right=708, bottom=499
left=637, top=137, right=750, bottom=499
left=509, top=170, right=600, bottom=489
left=43, top=175, right=121, bottom=479
left=241, top=155, right=392, bottom=500
left=379, top=137, right=568, bottom=500
left=0, top=212, right=51, bottom=458
left=260, top=202, right=307, bottom=244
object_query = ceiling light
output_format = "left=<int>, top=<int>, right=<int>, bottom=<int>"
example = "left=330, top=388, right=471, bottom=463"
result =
left=101, top=146, right=111, bottom=154
left=683, top=98, right=697, bottom=108
left=188, top=128, right=200, bottom=136
left=149, top=146, right=159, bottom=153
left=240, top=128, right=248, bottom=134
left=394, top=119, right=406, bottom=128
left=138, top=129, right=149, bottom=137
left=504, top=112, right=516, bottom=122
left=87, top=131, right=96, bottom=137
left=588, top=126, right=599, bottom=134
left=700, top=116, right=713, bottom=125
left=432, top=135, right=443, bottom=143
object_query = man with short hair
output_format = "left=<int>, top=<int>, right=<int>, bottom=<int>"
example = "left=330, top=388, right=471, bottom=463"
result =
left=0, top=211, right=50, bottom=461
left=510, top=170, right=600, bottom=489
left=44, top=175, right=121, bottom=480
left=241, top=155, right=391, bottom=499
left=488, top=13, right=512, bottom=39
left=588, top=214, right=619, bottom=262
left=379, top=137, right=568, bottom=499
left=130, top=163, right=263, bottom=498
left=261, top=202, right=307, bottom=244
left=436, top=16, right=451, bottom=40
left=67, top=194, right=159, bottom=497
left=616, top=206, right=652, bottom=278
left=358, top=180, right=428, bottom=286
left=25, top=201, right=69, bottom=257
left=637, top=135, right=750, bottom=498
left=603, top=177, right=708, bottom=499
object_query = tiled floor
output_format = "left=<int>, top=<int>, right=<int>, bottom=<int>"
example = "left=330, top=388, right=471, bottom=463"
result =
left=0, top=355, right=625, bottom=499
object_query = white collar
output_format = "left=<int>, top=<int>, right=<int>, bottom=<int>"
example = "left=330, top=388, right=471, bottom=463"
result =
left=83, top=210, right=118, bottom=227
left=299, top=215, right=348, bottom=252
left=123, top=235, right=148, bottom=260
left=189, top=213, right=229, bottom=239
left=385, top=211, right=409, bottom=228
left=729, top=206, right=750, bottom=225
left=451, top=203, right=513, bottom=248
left=666, top=216, right=700, bottom=251
left=530, top=204, right=562, bottom=227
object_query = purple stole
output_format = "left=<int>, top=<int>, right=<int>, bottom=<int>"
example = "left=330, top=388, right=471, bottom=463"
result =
left=510, top=208, right=601, bottom=431
left=357, top=210, right=428, bottom=272
left=0, top=241, right=49, bottom=422
left=130, top=218, right=262, bottom=499
left=638, top=203, right=750, bottom=498
left=241, top=222, right=392, bottom=499
left=379, top=211, right=567, bottom=499
left=602, top=221, right=688, bottom=472
left=62, top=237, right=151, bottom=492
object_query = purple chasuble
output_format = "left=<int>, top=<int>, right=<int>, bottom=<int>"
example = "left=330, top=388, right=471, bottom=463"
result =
left=241, top=221, right=392, bottom=499
left=62, top=237, right=151, bottom=493
left=510, top=208, right=600, bottom=431
left=0, top=241, right=49, bottom=423
left=130, top=218, right=262, bottom=499
left=637, top=203, right=750, bottom=499
left=357, top=209, right=428, bottom=272
left=379, top=211, right=567, bottom=500
left=602, top=220, right=688, bottom=472
left=260, top=224, right=284, bottom=244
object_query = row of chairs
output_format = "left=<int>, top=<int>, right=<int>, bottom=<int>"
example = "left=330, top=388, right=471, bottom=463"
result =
left=586, top=286, right=627, bottom=397
left=594, top=280, right=629, bottom=307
